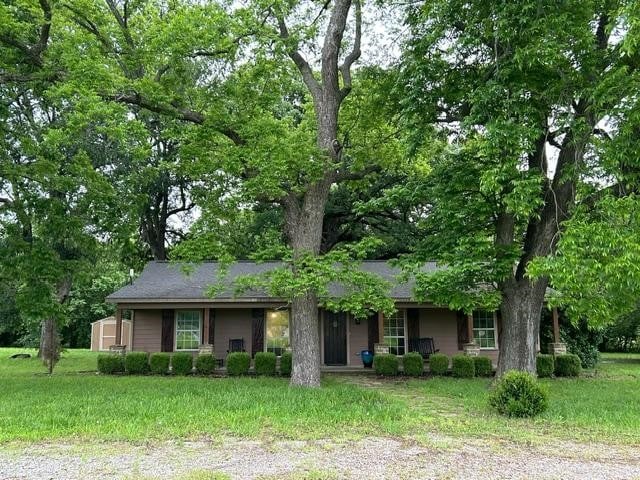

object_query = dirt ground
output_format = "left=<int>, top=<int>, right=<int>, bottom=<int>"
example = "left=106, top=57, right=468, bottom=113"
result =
left=1, top=435, right=639, bottom=480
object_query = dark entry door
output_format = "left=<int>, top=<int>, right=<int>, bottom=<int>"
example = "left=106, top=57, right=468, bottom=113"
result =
left=324, top=311, right=347, bottom=365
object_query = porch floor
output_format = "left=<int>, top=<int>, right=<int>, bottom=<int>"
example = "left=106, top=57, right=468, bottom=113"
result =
left=320, top=365, right=376, bottom=373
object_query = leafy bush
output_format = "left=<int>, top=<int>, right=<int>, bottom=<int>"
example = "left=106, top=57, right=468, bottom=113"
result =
left=489, top=370, right=549, bottom=418
left=280, top=351, right=292, bottom=376
left=149, top=353, right=170, bottom=375
left=402, top=352, right=423, bottom=377
left=97, top=354, right=124, bottom=374
left=541, top=312, right=601, bottom=367
left=473, top=356, right=493, bottom=377
left=254, top=352, right=277, bottom=376
left=451, top=354, right=475, bottom=378
left=195, top=354, right=217, bottom=375
left=125, top=352, right=149, bottom=375
left=429, top=353, right=449, bottom=375
left=226, top=352, right=250, bottom=376
left=373, top=353, right=399, bottom=376
left=536, top=354, right=554, bottom=378
left=554, top=354, right=582, bottom=377
left=172, top=352, right=193, bottom=376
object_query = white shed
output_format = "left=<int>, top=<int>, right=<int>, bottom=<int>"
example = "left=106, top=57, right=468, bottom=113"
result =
left=90, top=316, right=133, bottom=351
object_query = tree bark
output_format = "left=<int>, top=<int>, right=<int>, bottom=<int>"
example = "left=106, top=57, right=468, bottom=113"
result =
left=37, top=277, right=71, bottom=374
left=497, top=277, right=548, bottom=376
left=284, top=180, right=332, bottom=387
left=290, top=292, right=322, bottom=387
left=496, top=133, right=586, bottom=375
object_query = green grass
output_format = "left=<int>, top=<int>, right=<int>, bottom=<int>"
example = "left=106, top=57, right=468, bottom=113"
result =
left=0, top=348, right=638, bottom=445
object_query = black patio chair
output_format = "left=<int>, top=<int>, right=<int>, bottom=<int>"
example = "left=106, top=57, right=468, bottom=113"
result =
left=408, top=337, right=439, bottom=359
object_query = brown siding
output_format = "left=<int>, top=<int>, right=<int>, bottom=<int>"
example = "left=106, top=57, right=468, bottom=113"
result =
left=132, top=310, right=163, bottom=352
left=418, top=308, right=460, bottom=358
left=348, top=316, right=368, bottom=366
left=419, top=308, right=499, bottom=364
left=213, top=308, right=253, bottom=360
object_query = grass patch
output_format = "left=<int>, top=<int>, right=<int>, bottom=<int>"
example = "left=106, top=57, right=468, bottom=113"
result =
left=0, top=349, right=638, bottom=446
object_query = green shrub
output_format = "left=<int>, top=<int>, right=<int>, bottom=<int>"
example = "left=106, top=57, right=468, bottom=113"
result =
left=226, top=352, right=250, bottom=376
left=149, top=353, right=170, bottom=375
left=97, top=354, right=124, bottom=374
left=429, top=353, right=449, bottom=375
left=254, top=352, right=277, bottom=376
left=373, top=353, right=399, bottom=376
left=172, top=352, right=193, bottom=376
left=489, top=370, right=549, bottom=417
left=402, top=352, right=424, bottom=377
left=280, top=351, right=292, bottom=376
left=451, top=354, right=475, bottom=378
left=124, top=352, right=149, bottom=375
left=195, top=354, right=217, bottom=375
left=554, top=354, right=582, bottom=377
left=473, top=356, right=493, bottom=377
left=536, top=354, right=555, bottom=378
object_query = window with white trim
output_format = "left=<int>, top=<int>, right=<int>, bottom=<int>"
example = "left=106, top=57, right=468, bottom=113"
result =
left=473, top=310, right=497, bottom=349
left=384, top=309, right=406, bottom=355
left=266, top=309, right=290, bottom=355
left=175, top=310, right=201, bottom=351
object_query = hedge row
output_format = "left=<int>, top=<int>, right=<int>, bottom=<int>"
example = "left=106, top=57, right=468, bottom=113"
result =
left=371, top=353, right=496, bottom=378
left=536, top=353, right=581, bottom=378
left=97, top=351, right=293, bottom=376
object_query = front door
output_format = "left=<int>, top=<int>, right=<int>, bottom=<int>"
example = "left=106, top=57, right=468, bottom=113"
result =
left=324, top=311, right=347, bottom=365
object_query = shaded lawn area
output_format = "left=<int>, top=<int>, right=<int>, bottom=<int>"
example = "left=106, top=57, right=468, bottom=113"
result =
left=0, top=348, right=638, bottom=445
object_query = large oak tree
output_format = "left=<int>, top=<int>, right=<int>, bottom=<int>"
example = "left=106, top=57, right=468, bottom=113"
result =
left=401, top=0, right=640, bottom=374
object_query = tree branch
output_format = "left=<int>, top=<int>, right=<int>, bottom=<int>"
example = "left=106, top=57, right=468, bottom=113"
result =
left=105, top=92, right=244, bottom=145
left=339, top=0, right=361, bottom=99
left=276, top=15, right=322, bottom=101
left=104, top=0, right=135, bottom=49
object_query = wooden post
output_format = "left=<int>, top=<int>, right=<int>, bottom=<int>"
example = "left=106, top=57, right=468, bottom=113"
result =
left=377, top=311, right=384, bottom=344
left=466, top=313, right=474, bottom=344
left=115, top=307, right=123, bottom=345
left=202, top=308, right=210, bottom=344
left=552, top=307, right=560, bottom=343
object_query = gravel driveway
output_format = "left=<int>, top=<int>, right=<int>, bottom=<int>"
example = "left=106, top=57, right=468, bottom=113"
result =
left=1, top=436, right=639, bottom=480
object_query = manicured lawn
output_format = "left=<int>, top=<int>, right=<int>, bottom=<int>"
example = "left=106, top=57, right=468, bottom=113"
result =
left=0, top=348, right=638, bottom=445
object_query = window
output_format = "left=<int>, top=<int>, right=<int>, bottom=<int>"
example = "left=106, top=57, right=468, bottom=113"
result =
left=175, top=310, right=201, bottom=351
left=384, top=309, right=406, bottom=355
left=473, top=310, right=497, bottom=349
left=266, top=309, right=290, bottom=355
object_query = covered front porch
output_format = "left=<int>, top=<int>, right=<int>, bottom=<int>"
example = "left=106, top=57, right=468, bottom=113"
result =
left=110, top=303, right=497, bottom=367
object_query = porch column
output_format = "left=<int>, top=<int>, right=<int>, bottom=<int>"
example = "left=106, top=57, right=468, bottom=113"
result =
left=552, top=307, right=560, bottom=343
left=377, top=311, right=384, bottom=344
left=466, top=313, right=474, bottom=344
left=463, top=312, right=479, bottom=356
left=549, top=307, right=567, bottom=355
left=115, top=307, right=123, bottom=345
left=202, top=308, right=210, bottom=345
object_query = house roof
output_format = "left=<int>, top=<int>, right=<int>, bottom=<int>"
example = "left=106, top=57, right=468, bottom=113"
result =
left=106, top=261, right=440, bottom=304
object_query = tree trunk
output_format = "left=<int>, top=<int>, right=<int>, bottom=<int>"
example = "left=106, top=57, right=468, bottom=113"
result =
left=497, top=277, right=548, bottom=376
left=284, top=182, right=331, bottom=388
left=38, top=317, right=60, bottom=374
left=290, top=292, right=322, bottom=387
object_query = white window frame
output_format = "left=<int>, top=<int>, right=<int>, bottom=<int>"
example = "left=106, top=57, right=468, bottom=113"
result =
left=473, top=310, right=498, bottom=350
left=264, top=309, right=290, bottom=356
left=383, top=309, right=407, bottom=356
left=174, top=310, right=202, bottom=351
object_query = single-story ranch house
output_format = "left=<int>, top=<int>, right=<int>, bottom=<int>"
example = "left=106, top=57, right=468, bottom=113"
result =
left=106, top=261, right=564, bottom=366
